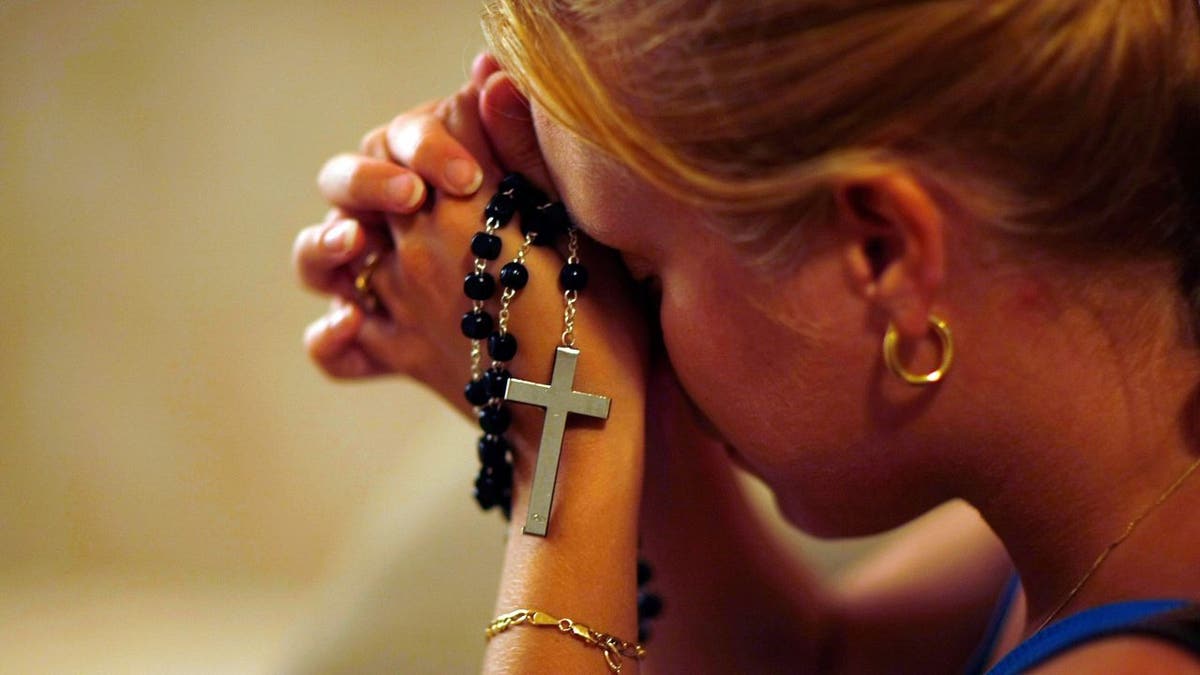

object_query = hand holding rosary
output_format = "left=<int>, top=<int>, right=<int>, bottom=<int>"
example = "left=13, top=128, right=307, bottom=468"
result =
left=460, top=172, right=608, bottom=535
left=459, top=173, right=662, bottom=647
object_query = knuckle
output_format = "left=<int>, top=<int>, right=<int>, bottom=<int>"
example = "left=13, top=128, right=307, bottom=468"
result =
left=291, top=226, right=320, bottom=272
left=318, top=154, right=357, bottom=195
left=386, top=116, right=421, bottom=161
left=411, top=137, right=455, bottom=175
left=359, top=125, right=387, bottom=156
left=450, top=87, right=476, bottom=116
left=391, top=116, right=441, bottom=166
left=394, top=237, right=439, bottom=290
left=345, top=161, right=378, bottom=203
left=385, top=98, right=445, bottom=162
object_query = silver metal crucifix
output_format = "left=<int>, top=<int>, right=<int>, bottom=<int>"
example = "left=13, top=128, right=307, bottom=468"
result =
left=503, top=346, right=611, bottom=536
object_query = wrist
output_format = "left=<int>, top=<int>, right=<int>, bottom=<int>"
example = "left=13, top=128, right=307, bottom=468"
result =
left=498, top=414, right=645, bottom=611
left=505, top=366, right=646, bottom=486
left=507, top=411, right=645, bottom=530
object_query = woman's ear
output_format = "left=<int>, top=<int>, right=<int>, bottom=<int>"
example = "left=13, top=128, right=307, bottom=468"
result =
left=838, top=171, right=945, bottom=337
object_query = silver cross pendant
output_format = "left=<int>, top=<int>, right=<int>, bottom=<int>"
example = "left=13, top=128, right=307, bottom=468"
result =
left=503, top=346, right=611, bottom=536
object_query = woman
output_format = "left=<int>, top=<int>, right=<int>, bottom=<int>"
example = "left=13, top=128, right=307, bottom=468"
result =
left=294, top=1, right=1200, bottom=672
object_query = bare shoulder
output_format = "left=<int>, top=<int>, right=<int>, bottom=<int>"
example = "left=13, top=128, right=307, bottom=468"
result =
left=1030, top=637, right=1200, bottom=674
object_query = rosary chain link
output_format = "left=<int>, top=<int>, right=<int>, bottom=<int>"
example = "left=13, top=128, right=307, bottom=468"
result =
left=496, top=288, right=516, bottom=335
left=566, top=226, right=581, bottom=265
left=469, top=331, right=483, bottom=384
left=561, top=227, right=581, bottom=347
left=467, top=216, right=506, bottom=384
left=496, top=232, right=538, bottom=336
left=561, top=291, right=579, bottom=347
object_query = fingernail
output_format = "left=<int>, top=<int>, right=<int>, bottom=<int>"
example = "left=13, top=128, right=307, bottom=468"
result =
left=445, top=158, right=483, bottom=194
left=321, top=219, right=357, bottom=254
left=388, top=174, right=425, bottom=210
left=472, top=51, right=490, bottom=72
left=329, top=303, right=354, bottom=328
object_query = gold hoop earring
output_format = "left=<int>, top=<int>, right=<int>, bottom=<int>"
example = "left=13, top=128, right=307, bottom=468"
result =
left=882, top=314, right=954, bottom=385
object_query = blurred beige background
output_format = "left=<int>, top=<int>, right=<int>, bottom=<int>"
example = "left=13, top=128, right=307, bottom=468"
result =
left=0, top=2, right=894, bottom=673
left=1, top=1, right=503, bottom=672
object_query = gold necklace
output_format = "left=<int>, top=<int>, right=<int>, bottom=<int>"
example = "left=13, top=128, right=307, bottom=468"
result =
left=1034, top=455, right=1200, bottom=633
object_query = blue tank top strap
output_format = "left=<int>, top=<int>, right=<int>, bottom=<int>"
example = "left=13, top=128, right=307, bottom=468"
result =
left=963, top=574, right=1022, bottom=675
left=1134, top=605, right=1200, bottom=651
left=985, top=599, right=1191, bottom=674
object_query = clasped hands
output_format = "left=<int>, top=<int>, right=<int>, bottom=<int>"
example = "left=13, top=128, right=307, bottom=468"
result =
left=292, top=54, right=653, bottom=469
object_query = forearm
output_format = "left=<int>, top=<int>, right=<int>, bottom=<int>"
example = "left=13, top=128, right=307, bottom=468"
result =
left=637, top=410, right=833, bottom=674
left=486, top=393, right=646, bottom=674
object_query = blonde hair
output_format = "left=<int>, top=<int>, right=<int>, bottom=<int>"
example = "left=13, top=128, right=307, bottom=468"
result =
left=483, top=1, right=1200, bottom=313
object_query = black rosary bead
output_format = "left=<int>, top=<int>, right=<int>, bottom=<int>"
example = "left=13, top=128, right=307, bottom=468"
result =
left=483, top=368, right=511, bottom=399
left=460, top=310, right=494, bottom=339
left=519, top=182, right=549, bottom=211
left=473, top=490, right=495, bottom=511
left=559, top=263, right=589, bottom=291
left=637, top=591, right=663, bottom=619
left=463, top=272, right=496, bottom=301
left=473, top=471, right=502, bottom=510
left=478, top=404, right=512, bottom=434
left=484, top=192, right=518, bottom=226
left=488, top=331, right=519, bottom=361
left=499, top=261, right=529, bottom=290
left=636, top=557, right=659, bottom=640
left=479, top=459, right=513, bottom=484
left=470, top=232, right=503, bottom=260
left=498, top=172, right=528, bottom=196
left=636, top=559, right=653, bottom=586
left=473, top=450, right=513, bottom=512
left=478, top=434, right=509, bottom=466
left=521, top=201, right=570, bottom=245
left=463, top=173, right=661, bottom=642
left=464, top=378, right=491, bottom=406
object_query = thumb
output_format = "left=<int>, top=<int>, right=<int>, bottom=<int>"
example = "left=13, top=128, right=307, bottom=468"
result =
left=479, top=71, right=556, bottom=197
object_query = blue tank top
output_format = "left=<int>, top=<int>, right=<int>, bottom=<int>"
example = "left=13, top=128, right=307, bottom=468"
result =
left=984, top=599, right=1192, bottom=674
left=961, top=576, right=1200, bottom=673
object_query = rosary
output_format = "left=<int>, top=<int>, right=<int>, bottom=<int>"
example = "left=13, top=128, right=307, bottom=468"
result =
left=460, top=174, right=661, bottom=639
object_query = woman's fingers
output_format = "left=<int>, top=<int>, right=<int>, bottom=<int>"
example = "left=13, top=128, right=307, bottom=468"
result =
left=353, top=246, right=420, bottom=327
left=293, top=211, right=396, bottom=297
left=479, top=71, right=556, bottom=196
left=293, top=215, right=367, bottom=294
left=358, top=64, right=506, bottom=200
left=359, top=124, right=391, bottom=160
left=386, top=109, right=485, bottom=197
left=317, top=153, right=427, bottom=213
left=303, top=299, right=445, bottom=382
left=304, top=302, right=388, bottom=379
left=436, top=83, right=504, bottom=185
left=302, top=295, right=465, bottom=400
left=470, top=52, right=502, bottom=90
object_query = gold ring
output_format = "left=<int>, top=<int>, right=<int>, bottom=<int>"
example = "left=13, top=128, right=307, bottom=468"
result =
left=354, top=251, right=382, bottom=313
left=882, top=314, right=954, bottom=385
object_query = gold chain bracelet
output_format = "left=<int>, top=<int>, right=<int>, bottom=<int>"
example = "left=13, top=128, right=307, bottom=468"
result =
left=486, top=609, right=646, bottom=673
